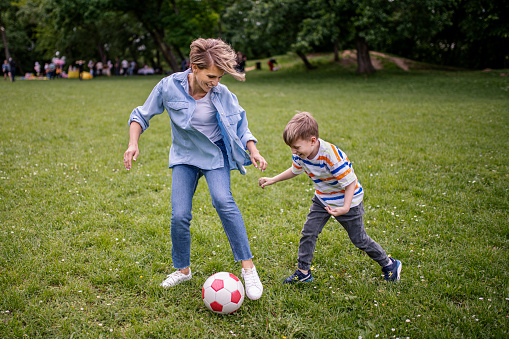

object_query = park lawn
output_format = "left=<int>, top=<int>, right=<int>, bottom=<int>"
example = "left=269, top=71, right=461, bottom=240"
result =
left=0, top=55, right=508, bottom=338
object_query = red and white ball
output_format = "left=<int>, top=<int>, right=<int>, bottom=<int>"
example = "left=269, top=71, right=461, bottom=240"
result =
left=202, top=272, right=245, bottom=314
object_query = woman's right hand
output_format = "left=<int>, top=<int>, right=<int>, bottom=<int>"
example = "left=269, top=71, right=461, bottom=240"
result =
left=123, top=144, right=139, bottom=170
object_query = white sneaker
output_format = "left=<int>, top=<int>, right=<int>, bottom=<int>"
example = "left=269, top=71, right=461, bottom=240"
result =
left=241, top=266, right=263, bottom=300
left=160, top=269, right=192, bottom=288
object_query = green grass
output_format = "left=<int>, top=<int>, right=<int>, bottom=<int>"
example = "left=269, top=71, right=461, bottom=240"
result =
left=1, top=54, right=508, bottom=338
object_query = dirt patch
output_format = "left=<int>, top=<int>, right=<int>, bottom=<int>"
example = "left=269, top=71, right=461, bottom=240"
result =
left=336, top=50, right=413, bottom=71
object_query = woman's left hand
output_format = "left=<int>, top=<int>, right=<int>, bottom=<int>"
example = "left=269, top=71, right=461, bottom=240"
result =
left=250, top=153, right=268, bottom=172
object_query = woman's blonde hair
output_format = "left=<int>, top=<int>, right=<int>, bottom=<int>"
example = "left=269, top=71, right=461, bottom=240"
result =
left=283, top=112, right=319, bottom=146
left=189, top=38, right=245, bottom=81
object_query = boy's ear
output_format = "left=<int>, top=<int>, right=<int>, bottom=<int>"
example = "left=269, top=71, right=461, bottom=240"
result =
left=310, top=136, right=317, bottom=144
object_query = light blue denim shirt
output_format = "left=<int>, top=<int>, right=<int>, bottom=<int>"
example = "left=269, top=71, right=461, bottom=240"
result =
left=128, top=69, right=257, bottom=175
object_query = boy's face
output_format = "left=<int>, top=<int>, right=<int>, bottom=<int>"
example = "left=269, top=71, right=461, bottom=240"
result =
left=290, top=136, right=319, bottom=159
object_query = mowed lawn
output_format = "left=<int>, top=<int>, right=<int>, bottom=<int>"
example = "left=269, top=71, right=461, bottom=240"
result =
left=1, top=56, right=508, bottom=338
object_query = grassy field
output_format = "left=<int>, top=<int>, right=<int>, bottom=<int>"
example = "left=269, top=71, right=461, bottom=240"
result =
left=1, top=54, right=508, bottom=338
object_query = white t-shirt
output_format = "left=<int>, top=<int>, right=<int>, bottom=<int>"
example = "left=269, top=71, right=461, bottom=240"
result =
left=191, top=91, right=222, bottom=142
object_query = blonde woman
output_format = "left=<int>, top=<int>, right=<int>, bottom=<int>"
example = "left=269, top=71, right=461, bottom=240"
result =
left=123, top=38, right=266, bottom=300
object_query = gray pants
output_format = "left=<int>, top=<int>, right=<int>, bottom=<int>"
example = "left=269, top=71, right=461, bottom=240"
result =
left=297, top=197, right=391, bottom=271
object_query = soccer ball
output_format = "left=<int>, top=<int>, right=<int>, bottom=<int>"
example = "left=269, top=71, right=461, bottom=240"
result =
left=202, top=272, right=245, bottom=314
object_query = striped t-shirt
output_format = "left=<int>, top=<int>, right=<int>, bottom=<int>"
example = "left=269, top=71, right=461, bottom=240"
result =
left=292, top=139, right=364, bottom=208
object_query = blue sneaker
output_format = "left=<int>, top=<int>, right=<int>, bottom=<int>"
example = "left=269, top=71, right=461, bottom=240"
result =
left=283, top=269, right=313, bottom=284
left=382, top=257, right=402, bottom=282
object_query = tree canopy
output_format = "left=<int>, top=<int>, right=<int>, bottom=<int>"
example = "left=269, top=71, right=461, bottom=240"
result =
left=1, top=0, right=507, bottom=74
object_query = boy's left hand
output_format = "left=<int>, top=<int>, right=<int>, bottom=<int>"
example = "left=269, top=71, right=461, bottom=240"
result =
left=325, top=205, right=349, bottom=217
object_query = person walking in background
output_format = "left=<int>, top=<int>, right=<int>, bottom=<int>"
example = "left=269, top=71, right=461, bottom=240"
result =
left=2, top=60, right=11, bottom=81
left=123, top=38, right=267, bottom=300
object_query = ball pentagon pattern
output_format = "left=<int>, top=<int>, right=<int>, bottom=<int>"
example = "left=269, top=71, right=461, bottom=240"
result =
left=202, top=272, right=245, bottom=314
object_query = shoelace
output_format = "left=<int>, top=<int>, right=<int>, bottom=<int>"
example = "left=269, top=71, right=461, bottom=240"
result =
left=243, top=269, right=258, bottom=285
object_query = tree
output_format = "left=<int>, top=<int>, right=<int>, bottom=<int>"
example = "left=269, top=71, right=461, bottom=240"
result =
left=111, top=0, right=225, bottom=73
left=224, top=0, right=317, bottom=69
left=224, top=0, right=399, bottom=73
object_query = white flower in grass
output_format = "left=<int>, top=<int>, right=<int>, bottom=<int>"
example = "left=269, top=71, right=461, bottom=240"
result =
left=406, top=319, right=411, bottom=323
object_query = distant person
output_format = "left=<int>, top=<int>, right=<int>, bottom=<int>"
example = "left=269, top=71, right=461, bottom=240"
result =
left=76, top=60, right=85, bottom=80
left=267, top=58, right=279, bottom=71
left=105, top=60, right=113, bottom=76
left=2, top=60, right=11, bottom=82
left=236, top=51, right=246, bottom=73
left=114, top=58, right=120, bottom=76
left=129, top=61, right=136, bottom=75
left=121, top=59, right=128, bottom=76
left=88, top=60, right=94, bottom=77
left=123, top=38, right=267, bottom=300
left=96, top=61, right=103, bottom=76
left=259, top=112, right=402, bottom=284
left=180, top=59, right=190, bottom=72
left=9, top=58, right=16, bottom=81
left=48, top=62, right=56, bottom=79
left=34, top=62, right=41, bottom=77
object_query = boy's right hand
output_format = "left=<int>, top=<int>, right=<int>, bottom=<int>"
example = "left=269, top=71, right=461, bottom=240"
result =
left=258, top=177, right=274, bottom=188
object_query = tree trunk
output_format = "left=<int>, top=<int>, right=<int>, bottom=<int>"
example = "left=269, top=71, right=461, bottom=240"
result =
left=296, top=50, right=315, bottom=70
left=152, top=29, right=179, bottom=73
left=334, top=39, right=340, bottom=62
left=173, top=44, right=185, bottom=63
left=0, top=25, right=11, bottom=60
left=97, top=42, right=108, bottom=65
left=356, top=36, right=375, bottom=74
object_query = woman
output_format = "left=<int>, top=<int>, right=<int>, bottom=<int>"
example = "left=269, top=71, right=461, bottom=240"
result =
left=123, top=38, right=267, bottom=300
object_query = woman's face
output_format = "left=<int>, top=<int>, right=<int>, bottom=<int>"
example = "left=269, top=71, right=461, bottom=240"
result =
left=191, top=64, right=224, bottom=94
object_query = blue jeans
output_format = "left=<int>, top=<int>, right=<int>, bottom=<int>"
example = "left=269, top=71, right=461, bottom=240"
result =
left=170, top=139, right=253, bottom=269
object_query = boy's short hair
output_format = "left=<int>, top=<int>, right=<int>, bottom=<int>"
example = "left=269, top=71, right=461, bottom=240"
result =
left=283, top=112, right=319, bottom=146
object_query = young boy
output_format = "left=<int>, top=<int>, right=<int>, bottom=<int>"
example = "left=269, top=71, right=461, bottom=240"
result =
left=259, top=112, right=402, bottom=283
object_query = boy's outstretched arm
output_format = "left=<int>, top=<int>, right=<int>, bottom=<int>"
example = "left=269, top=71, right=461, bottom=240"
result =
left=259, top=167, right=297, bottom=188
left=325, top=180, right=356, bottom=216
